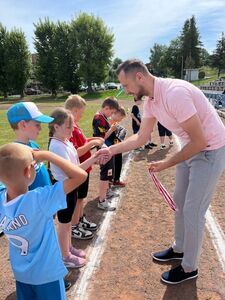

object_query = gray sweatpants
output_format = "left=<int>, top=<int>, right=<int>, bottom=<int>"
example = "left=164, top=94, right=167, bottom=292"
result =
left=172, top=145, right=225, bottom=272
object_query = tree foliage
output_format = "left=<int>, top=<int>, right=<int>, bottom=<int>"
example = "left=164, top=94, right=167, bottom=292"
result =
left=70, top=13, right=114, bottom=92
left=34, top=18, right=59, bottom=95
left=210, top=32, right=225, bottom=78
left=5, top=29, right=30, bottom=97
left=54, top=21, right=80, bottom=93
left=0, top=23, right=30, bottom=98
left=0, top=23, right=8, bottom=98
left=180, top=16, right=202, bottom=69
left=149, top=43, right=168, bottom=76
left=108, top=57, right=122, bottom=82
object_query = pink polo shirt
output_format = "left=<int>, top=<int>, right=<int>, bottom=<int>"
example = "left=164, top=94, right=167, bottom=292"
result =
left=143, top=77, right=225, bottom=150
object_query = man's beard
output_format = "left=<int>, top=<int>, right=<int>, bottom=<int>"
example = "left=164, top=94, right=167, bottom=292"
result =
left=135, top=85, right=148, bottom=100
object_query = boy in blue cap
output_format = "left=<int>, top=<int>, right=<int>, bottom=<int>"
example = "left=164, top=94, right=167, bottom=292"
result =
left=0, top=143, right=87, bottom=300
left=6, top=102, right=72, bottom=290
left=7, top=102, right=53, bottom=189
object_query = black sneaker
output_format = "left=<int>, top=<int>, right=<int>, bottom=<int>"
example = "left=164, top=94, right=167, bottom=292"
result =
left=144, top=143, right=153, bottom=149
left=152, top=247, right=183, bottom=262
left=64, top=279, right=72, bottom=291
left=161, top=265, right=198, bottom=285
left=149, top=142, right=157, bottom=147
left=79, top=215, right=97, bottom=231
left=71, top=225, right=93, bottom=240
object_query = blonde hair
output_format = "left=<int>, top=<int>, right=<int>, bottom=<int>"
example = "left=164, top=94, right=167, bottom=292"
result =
left=48, top=108, right=74, bottom=138
left=0, top=143, right=32, bottom=183
left=65, top=94, right=86, bottom=110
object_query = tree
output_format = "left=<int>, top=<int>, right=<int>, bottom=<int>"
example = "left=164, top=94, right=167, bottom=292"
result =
left=211, top=32, right=225, bottom=78
left=5, top=29, right=30, bottom=98
left=149, top=43, right=168, bottom=76
left=108, top=57, right=122, bottom=82
left=180, top=16, right=202, bottom=69
left=34, top=18, right=59, bottom=96
left=164, top=38, right=182, bottom=78
left=54, top=21, right=80, bottom=93
left=0, top=23, right=8, bottom=98
left=70, top=13, right=114, bottom=92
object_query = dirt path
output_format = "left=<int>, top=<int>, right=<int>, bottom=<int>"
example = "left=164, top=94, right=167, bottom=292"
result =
left=78, top=140, right=225, bottom=300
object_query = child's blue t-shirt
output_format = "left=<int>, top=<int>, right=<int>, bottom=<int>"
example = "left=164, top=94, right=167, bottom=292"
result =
left=0, top=182, right=67, bottom=285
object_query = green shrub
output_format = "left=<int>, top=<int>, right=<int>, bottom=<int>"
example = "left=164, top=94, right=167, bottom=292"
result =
left=199, top=71, right=205, bottom=79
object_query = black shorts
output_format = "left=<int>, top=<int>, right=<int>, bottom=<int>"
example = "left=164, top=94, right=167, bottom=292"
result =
left=77, top=173, right=90, bottom=199
left=157, top=122, right=172, bottom=137
left=53, top=180, right=77, bottom=223
left=100, top=157, right=114, bottom=181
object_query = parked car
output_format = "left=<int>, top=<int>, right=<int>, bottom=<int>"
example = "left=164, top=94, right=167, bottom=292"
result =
left=105, top=82, right=119, bottom=90
left=25, top=88, right=42, bottom=95
left=95, top=84, right=105, bottom=91
left=79, top=85, right=88, bottom=92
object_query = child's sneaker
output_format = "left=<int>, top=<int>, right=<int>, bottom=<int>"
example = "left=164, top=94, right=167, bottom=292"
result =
left=63, top=254, right=86, bottom=268
left=112, top=180, right=126, bottom=187
left=70, top=246, right=86, bottom=258
left=107, top=190, right=119, bottom=198
left=71, top=225, right=93, bottom=240
left=98, top=199, right=116, bottom=211
left=160, top=144, right=166, bottom=149
left=79, top=215, right=97, bottom=231
left=64, top=279, right=72, bottom=291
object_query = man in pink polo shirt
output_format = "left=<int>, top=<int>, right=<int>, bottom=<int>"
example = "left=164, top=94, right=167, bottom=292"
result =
left=97, top=59, right=225, bottom=285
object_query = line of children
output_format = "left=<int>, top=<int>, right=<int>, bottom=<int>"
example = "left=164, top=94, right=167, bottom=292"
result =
left=1, top=96, right=129, bottom=298
left=64, top=95, right=104, bottom=239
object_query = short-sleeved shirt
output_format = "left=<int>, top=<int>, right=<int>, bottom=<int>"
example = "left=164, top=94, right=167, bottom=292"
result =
left=131, top=105, right=141, bottom=132
left=0, top=182, right=67, bottom=285
left=143, top=77, right=225, bottom=150
left=49, top=138, right=80, bottom=181
left=70, top=124, right=92, bottom=173
left=92, top=112, right=113, bottom=147
left=15, top=140, right=51, bottom=190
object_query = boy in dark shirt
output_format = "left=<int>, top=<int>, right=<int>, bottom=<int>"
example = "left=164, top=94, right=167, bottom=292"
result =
left=92, top=97, right=119, bottom=210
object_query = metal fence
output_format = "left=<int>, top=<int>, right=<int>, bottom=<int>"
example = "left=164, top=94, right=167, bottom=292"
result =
left=203, top=92, right=225, bottom=109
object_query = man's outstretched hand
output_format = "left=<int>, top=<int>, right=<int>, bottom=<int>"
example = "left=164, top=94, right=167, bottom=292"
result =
left=96, top=147, right=113, bottom=165
left=148, top=160, right=169, bottom=172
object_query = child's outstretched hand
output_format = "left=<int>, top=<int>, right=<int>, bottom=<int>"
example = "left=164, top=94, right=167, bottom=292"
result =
left=93, top=139, right=104, bottom=147
left=110, top=122, right=118, bottom=132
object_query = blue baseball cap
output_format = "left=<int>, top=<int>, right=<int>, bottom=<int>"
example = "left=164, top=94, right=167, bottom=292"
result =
left=7, top=102, right=54, bottom=124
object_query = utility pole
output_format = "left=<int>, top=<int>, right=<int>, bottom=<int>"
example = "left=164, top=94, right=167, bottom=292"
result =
left=181, top=55, right=184, bottom=79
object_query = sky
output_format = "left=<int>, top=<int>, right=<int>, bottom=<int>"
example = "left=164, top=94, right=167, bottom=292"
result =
left=0, top=0, right=225, bottom=63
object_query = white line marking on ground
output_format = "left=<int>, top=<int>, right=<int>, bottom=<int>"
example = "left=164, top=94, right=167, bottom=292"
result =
left=73, top=151, right=134, bottom=300
left=174, top=135, right=225, bottom=273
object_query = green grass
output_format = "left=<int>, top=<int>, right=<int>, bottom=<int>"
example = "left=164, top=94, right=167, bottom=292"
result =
left=192, top=67, right=225, bottom=87
left=0, top=89, right=133, bottom=151
left=0, top=101, right=101, bottom=151
left=0, top=89, right=132, bottom=104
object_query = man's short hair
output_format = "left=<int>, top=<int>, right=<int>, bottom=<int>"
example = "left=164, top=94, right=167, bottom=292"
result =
left=116, top=59, right=148, bottom=76
left=102, top=97, right=119, bottom=110
left=65, top=94, right=86, bottom=110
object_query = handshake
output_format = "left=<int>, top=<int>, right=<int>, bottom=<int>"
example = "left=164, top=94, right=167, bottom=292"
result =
left=92, top=146, right=113, bottom=165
